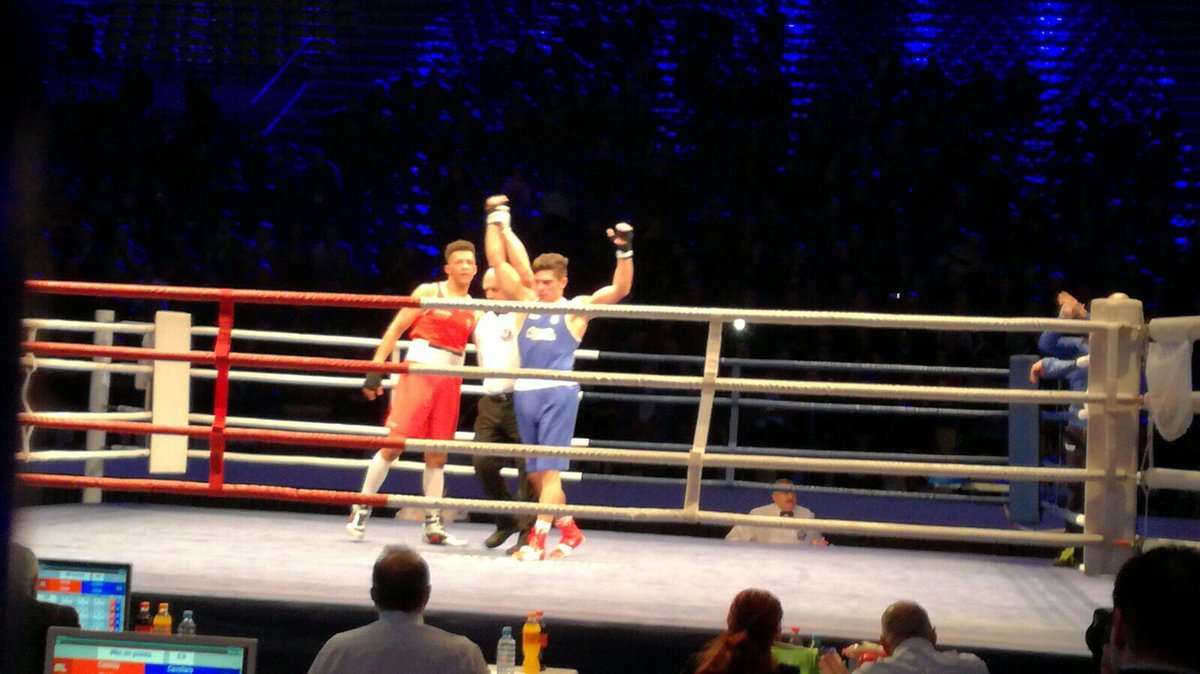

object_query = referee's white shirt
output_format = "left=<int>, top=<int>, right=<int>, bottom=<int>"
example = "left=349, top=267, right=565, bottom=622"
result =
left=473, top=311, right=520, bottom=395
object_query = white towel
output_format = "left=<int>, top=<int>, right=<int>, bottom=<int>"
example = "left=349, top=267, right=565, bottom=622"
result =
left=1145, top=340, right=1194, bottom=441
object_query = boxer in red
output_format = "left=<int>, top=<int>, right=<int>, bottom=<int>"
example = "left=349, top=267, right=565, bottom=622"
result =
left=348, top=240, right=478, bottom=545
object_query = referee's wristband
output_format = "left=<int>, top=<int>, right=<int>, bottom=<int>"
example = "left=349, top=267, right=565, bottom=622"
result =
left=615, top=250, right=634, bottom=260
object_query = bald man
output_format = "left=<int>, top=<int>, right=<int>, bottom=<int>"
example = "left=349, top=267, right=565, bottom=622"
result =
left=820, top=601, right=988, bottom=674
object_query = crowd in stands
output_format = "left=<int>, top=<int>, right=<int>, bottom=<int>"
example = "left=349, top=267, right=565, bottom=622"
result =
left=28, top=4, right=1199, bottom=487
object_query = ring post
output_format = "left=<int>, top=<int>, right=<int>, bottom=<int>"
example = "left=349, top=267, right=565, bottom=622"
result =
left=1007, top=354, right=1039, bottom=525
left=83, top=309, right=115, bottom=503
left=1084, top=295, right=1143, bottom=575
left=684, top=320, right=723, bottom=518
left=725, top=363, right=741, bottom=486
left=208, top=294, right=235, bottom=490
left=149, top=311, right=192, bottom=474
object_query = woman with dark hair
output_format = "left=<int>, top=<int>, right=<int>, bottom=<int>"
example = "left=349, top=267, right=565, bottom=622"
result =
left=684, top=588, right=785, bottom=674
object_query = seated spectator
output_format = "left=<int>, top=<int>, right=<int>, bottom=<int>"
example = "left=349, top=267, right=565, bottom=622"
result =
left=819, top=600, right=988, bottom=673
left=683, top=588, right=785, bottom=674
left=5, top=543, right=80, bottom=674
left=1102, top=545, right=1200, bottom=674
left=306, top=546, right=487, bottom=674
left=726, top=479, right=827, bottom=546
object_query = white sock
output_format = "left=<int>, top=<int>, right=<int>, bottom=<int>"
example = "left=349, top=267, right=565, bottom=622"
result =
left=361, top=451, right=393, bottom=495
left=423, top=466, right=445, bottom=519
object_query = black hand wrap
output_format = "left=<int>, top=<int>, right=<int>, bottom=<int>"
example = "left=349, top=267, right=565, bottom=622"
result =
left=608, top=222, right=634, bottom=259
left=363, top=371, right=384, bottom=392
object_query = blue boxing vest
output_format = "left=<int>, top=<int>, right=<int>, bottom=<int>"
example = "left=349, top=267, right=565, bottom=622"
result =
left=516, top=300, right=580, bottom=390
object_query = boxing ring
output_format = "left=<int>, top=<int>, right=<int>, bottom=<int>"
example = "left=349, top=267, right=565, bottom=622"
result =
left=13, top=280, right=1200, bottom=673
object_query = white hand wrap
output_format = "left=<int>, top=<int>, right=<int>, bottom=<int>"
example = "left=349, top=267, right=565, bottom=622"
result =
left=487, top=205, right=511, bottom=230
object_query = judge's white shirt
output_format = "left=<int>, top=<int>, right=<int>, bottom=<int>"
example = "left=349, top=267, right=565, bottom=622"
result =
left=725, top=503, right=822, bottom=544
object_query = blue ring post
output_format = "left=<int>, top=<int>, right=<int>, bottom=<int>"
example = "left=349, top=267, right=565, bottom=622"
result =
left=1008, top=355, right=1040, bottom=525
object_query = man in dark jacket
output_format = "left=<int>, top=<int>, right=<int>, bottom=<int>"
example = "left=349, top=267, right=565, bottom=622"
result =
left=6, top=543, right=80, bottom=674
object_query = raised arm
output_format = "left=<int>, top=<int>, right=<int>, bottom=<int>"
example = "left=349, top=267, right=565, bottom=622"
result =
left=581, top=223, right=634, bottom=306
left=485, top=196, right=536, bottom=301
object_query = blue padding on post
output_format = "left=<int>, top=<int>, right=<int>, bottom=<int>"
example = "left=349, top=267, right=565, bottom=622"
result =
left=1008, top=354, right=1040, bottom=525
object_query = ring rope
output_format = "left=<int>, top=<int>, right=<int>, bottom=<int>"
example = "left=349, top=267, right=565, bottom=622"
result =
left=22, top=354, right=1014, bottom=419
left=20, top=340, right=1132, bottom=407
left=27, top=280, right=1118, bottom=334
left=18, top=414, right=1120, bottom=483
left=26, top=316, right=1008, bottom=377
left=419, top=295, right=1120, bottom=333
left=21, top=279, right=1157, bottom=556
left=19, top=407, right=1007, bottom=467
left=17, top=446, right=1003, bottom=504
left=21, top=318, right=155, bottom=335
left=601, top=351, right=1009, bottom=377
left=13, top=472, right=1105, bottom=548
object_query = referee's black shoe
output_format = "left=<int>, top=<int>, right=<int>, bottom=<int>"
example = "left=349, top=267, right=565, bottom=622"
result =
left=485, top=525, right=521, bottom=549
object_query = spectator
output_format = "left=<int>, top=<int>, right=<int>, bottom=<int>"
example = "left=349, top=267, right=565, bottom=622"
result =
left=5, top=543, right=80, bottom=674
left=1102, top=545, right=1200, bottom=674
left=306, top=545, right=488, bottom=674
left=726, top=479, right=827, bottom=546
left=819, top=600, right=988, bottom=673
left=683, top=588, right=784, bottom=674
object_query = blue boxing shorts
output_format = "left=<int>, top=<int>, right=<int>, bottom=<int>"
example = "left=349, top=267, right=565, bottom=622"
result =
left=514, top=384, right=581, bottom=474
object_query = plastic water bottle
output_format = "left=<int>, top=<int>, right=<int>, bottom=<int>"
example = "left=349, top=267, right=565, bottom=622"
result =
left=496, top=626, right=517, bottom=674
left=178, top=610, right=196, bottom=635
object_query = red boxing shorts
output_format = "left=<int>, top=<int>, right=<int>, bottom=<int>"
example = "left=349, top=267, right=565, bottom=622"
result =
left=386, top=372, right=464, bottom=440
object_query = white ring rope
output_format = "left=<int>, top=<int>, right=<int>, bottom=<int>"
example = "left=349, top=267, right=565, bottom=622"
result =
left=406, top=363, right=1130, bottom=406
left=21, top=319, right=154, bottom=334
left=21, top=298, right=1184, bottom=558
left=419, top=297, right=1123, bottom=333
left=21, top=353, right=1120, bottom=407
left=21, top=356, right=1019, bottom=418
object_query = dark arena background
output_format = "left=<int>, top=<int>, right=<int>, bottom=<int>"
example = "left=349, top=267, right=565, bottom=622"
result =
left=4, top=1, right=1200, bottom=673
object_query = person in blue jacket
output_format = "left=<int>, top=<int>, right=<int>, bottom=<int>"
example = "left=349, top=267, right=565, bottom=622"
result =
left=1029, top=291, right=1089, bottom=567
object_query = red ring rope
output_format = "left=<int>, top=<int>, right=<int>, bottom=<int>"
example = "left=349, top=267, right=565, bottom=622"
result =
left=22, top=342, right=412, bottom=375
left=18, top=474, right=390, bottom=507
left=25, top=280, right=422, bottom=309
left=18, top=415, right=407, bottom=452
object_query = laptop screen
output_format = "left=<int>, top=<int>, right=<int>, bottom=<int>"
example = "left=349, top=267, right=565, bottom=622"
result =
left=36, top=559, right=132, bottom=632
left=44, top=627, right=257, bottom=674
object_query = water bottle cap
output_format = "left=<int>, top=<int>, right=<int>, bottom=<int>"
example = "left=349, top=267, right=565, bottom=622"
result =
left=183, top=610, right=193, bottom=618
left=502, top=626, right=512, bottom=636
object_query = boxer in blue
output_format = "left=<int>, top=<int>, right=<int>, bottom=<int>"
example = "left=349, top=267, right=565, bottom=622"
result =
left=484, top=196, right=633, bottom=560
